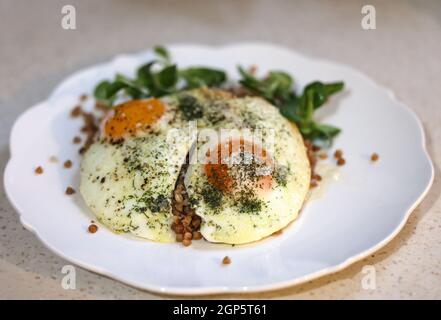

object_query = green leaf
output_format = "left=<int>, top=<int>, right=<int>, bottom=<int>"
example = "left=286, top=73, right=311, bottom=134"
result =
left=180, top=67, right=227, bottom=89
left=106, top=81, right=127, bottom=96
left=115, top=74, right=145, bottom=93
left=303, top=82, right=327, bottom=109
left=237, top=65, right=344, bottom=144
left=310, top=123, right=341, bottom=142
left=93, top=73, right=151, bottom=107
left=238, top=66, right=293, bottom=104
left=153, top=46, right=171, bottom=64
left=303, top=81, right=345, bottom=110
left=238, top=66, right=263, bottom=93
left=304, top=89, right=315, bottom=122
left=114, top=74, right=148, bottom=100
left=136, top=62, right=178, bottom=96
left=296, top=85, right=343, bottom=143
left=124, top=86, right=144, bottom=99
left=324, top=82, right=344, bottom=96
left=263, top=71, right=293, bottom=100
left=92, top=56, right=344, bottom=145
left=266, top=71, right=292, bottom=88
left=136, top=61, right=156, bottom=89
left=94, top=81, right=111, bottom=100
left=279, top=96, right=301, bottom=123
left=93, top=79, right=127, bottom=106
left=157, top=65, right=178, bottom=89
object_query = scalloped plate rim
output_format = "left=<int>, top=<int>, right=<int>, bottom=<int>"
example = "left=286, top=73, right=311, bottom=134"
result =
left=3, top=42, right=434, bottom=295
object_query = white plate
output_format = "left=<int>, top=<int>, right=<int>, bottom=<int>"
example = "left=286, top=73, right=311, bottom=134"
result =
left=4, top=43, right=434, bottom=295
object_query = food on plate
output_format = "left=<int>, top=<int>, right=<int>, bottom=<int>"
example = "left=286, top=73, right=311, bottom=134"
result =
left=77, top=46, right=345, bottom=245
left=65, top=187, right=76, bottom=195
left=334, top=149, right=343, bottom=159
left=222, top=256, right=231, bottom=265
left=35, top=166, right=44, bottom=174
left=333, top=149, right=346, bottom=166
left=63, top=160, right=72, bottom=169
left=184, top=94, right=310, bottom=244
left=49, top=155, right=59, bottom=163
left=88, top=224, right=98, bottom=233
left=371, top=152, right=379, bottom=162
left=80, top=99, right=192, bottom=242
left=337, top=158, right=346, bottom=166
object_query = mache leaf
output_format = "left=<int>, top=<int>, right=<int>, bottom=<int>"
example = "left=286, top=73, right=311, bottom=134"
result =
left=180, top=67, right=227, bottom=89
left=153, top=46, right=171, bottom=64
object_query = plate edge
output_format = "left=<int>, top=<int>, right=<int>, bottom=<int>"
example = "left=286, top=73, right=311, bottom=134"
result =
left=3, top=42, right=435, bottom=295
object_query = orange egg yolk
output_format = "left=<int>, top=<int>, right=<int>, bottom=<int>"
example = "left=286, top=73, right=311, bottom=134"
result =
left=204, top=139, right=273, bottom=195
left=104, top=99, right=166, bottom=140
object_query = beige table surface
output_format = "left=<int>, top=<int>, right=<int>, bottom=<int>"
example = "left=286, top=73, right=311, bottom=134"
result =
left=0, top=0, right=440, bottom=299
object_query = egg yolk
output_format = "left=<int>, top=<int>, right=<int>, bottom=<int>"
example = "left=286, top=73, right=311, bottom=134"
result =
left=204, top=139, right=273, bottom=195
left=104, top=99, right=166, bottom=140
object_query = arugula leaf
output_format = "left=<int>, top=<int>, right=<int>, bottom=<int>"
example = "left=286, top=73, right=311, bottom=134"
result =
left=180, top=67, right=227, bottom=89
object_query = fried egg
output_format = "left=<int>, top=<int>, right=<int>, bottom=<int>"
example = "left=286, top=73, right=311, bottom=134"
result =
left=80, top=90, right=310, bottom=245
left=184, top=95, right=310, bottom=244
left=80, top=99, right=191, bottom=242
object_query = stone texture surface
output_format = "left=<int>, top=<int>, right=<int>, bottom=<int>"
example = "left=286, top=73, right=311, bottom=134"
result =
left=0, top=0, right=440, bottom=299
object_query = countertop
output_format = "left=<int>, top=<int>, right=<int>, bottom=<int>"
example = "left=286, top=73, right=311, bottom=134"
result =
left=0, top=0, right=440, bottom=299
